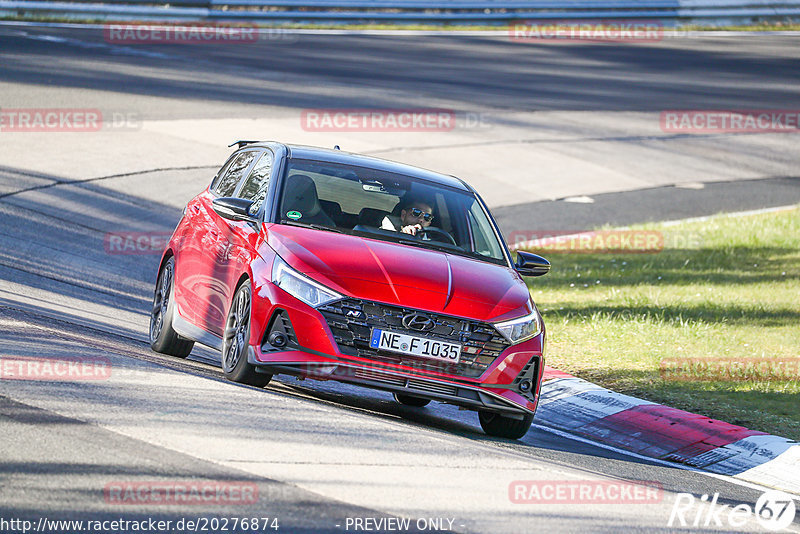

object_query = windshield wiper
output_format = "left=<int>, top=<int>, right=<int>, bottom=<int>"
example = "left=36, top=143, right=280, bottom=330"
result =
left=281, top=220, right=344, bottom=233
left=397, top=239, right=457, bottom=254
left=397, top=238, right=499, bottom=263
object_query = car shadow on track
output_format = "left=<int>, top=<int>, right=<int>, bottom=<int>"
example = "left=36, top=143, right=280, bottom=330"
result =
left=264, top=375, right=667, bottom=467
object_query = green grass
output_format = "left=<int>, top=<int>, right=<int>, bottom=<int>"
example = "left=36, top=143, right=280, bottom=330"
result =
left=523, top=206, right=800, bottom=441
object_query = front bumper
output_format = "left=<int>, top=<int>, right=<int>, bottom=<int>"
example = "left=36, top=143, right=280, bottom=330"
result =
left=248, top=281, right=545, bottom=416
left=248, top=347, right=542, bottom=417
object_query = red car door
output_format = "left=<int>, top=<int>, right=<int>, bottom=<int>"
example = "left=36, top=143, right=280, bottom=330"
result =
left=202, top=215, right=261, bottom=336
left=176, top=150, right=259, bottom=333
left=172, top=194, right=207, bottom=326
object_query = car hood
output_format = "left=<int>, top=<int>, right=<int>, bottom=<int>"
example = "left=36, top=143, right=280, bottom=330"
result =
left=265, top=224, right=532, bottom=322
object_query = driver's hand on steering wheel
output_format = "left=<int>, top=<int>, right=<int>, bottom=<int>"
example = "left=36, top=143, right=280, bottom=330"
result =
left=401, top=224, right=423, bottom=236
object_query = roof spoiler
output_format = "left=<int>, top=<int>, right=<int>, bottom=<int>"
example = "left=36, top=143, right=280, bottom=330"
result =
left=228, top=140, right=260, bottom=149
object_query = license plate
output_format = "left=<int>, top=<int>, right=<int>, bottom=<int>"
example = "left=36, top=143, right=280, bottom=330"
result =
left=369, top=329, right=461, bottom=364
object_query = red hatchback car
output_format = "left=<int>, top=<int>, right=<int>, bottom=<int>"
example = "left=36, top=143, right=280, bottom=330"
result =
left=150, top=142, right=550, bottom=439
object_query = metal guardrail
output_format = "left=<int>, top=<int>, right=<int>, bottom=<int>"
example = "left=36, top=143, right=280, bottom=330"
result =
left=2, top=0, right=799, bottom=23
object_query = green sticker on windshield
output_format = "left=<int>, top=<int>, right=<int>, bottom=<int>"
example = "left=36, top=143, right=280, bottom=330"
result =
left=286, top=210, right=302, bottom=220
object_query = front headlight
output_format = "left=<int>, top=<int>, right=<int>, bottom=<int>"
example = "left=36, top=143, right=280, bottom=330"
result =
left=271, top=256, right=343, bottom=308
left=493, top=309, right=541, bottom=344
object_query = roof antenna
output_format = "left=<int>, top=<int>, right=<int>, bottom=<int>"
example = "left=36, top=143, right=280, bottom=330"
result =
left=334, top=145, right=340, bottom=150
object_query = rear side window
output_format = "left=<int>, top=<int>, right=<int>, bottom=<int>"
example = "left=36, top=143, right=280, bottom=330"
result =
left=238, top=151, right=273, bottom=213
left=213, top=151, right=257, bottom=197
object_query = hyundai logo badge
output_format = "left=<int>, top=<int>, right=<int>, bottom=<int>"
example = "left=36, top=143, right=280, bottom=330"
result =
left=402, top=313, right=435, bottom=332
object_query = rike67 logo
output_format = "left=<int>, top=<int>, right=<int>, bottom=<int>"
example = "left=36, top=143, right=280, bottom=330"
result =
left=668, top=490, right=796, bottom=531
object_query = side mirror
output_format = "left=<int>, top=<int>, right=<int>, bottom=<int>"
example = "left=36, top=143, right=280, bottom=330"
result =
left=212, top=197, right=258, bottom=223
left=515, top=251, right=550, bottom=277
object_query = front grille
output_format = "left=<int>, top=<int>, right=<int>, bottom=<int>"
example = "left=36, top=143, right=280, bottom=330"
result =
left=351, top=367, right=407, bottom=387
left=407, top=379, right=458, bottom=396
left=318, top=299, right=510, bottom=378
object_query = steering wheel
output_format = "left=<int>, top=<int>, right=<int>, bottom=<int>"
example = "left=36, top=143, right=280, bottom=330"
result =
left=416, top=227, right=457, bottom=246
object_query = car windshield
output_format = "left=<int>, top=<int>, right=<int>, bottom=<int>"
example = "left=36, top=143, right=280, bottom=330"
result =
left=276, top=159, right=508, bottom=265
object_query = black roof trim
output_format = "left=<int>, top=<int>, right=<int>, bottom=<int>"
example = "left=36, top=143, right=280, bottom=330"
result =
left=228, top=140, right=261, bottom=149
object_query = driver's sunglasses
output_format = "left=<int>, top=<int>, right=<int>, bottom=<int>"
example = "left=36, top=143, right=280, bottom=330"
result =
left=409, top=207, right=434, bottom=222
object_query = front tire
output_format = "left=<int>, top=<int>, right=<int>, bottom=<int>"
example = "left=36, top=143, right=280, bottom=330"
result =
left=222, top=282, right=271, bottom=388
left=150, top=257, right=194, bottom=357
left=478, top=410, right=533, bottom=440
left=393, top=393, right=431, bottom=407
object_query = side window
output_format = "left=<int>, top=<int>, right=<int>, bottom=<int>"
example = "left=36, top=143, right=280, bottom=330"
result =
left=238, top=151, right=273, bottom=213
left=213, top=151, right=257, bottom=197
left=210, top=155, right=236, bottom=190
left=467, top=201, right=504, bottom=259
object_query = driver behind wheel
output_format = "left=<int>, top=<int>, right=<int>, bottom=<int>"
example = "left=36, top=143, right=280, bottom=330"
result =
left=380, top=197, right=434, bottom=236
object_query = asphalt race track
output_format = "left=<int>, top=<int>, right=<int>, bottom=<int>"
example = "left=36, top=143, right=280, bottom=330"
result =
left=1, top=24, right=799, bottom=533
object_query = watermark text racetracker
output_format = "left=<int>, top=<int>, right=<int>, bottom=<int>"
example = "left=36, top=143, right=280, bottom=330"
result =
left=104, top=23, right=296, bottom=44
left=105, top=481, right=258, bottom=506
left=661, top=110, right=800, bottom=133
left=660, top=357, right=800, bottom=382
left=509, top=229, right=703, bottom=253
left=0, top=356, right=111, bottom=381
left=300, top=109, right=492, bottom=132
left=104, top=232, right=172, bottom=255
left=510, top=20, right=663, bottom=42
left=509, top=480, right=663, bottom=504
left=510, top=230, right=663, bottom=254
left=0, top=109, right=141, bottom=132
